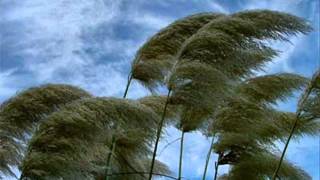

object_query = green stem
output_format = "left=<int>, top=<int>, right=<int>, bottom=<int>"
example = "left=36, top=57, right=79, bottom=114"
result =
left=123, top=73, right=133, bottom=98
left=105, top=73, right=133, bottom=179
left=202, top=137, right=215, bottom=180
left=272, top=80, right=314, bottom=180
left=213, top=163, right=219, bottom=180
left=213, top=153, right=221, bottom=180
left=148, top=89, right=172, bottom=180
left=178, top=131, right=185, bottom=180
left=271, top=115, right=299, bottom=180
left=105, top=135, right=116, bottom=180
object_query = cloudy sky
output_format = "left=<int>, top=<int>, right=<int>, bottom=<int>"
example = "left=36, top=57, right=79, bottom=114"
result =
left=0, top=0, right=319, bottom=179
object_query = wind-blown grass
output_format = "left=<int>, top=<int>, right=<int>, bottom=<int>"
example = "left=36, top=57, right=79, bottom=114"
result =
left=0, top=84, right=91, bottom=178
left=131, top=9, right=311, bottom=180
left=20, top=97, right=168, bottom=180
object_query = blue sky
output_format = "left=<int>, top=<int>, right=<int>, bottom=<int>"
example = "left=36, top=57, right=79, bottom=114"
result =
left=0, top=0, right=319, bottom=179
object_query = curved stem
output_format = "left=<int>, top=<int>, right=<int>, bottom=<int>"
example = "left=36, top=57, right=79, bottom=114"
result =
left=158, top=137, right=181, bottom=156
left=105, top=136, right=116, bottom=180
left=148, top=89, right=172, bottom=180
left=202, top=137, right=215, bottom=180
left=272, top=80, right=314, bottom=180
left=105, top=73, right=133, bottom=179
left=178, top=131, right=185, bottom=180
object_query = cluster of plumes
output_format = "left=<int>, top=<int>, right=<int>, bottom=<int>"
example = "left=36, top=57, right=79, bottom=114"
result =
left=217, top=151, right=310, bottom=180
left=0, top=85, right=170, bottom=179
left=212, top=73, right=319, bottom=179
left=0, top=84, right=91, bottom=178
left=132, top=9, right=311, bottom=134
left=131, top=9, right=316, bottom=179
left=21, top=97, right=168, bottom=179
left=0, top=9, right=318, bottom=180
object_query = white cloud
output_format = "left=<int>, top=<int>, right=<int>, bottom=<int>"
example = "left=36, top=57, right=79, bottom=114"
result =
left=0, top=0, right=179, bottom=99
left=263, top=37, right=302, bottom=73
left=0, top=0, right=318, bottom=179
left=208, top=1, right=229, bottom=13
left=130, top=13, right=173, bottom=30
left=244, top=0, right=303, bottom=12
left=0, top=69, right=18, bottom=101
left=0, top=0, right=153, bottom=98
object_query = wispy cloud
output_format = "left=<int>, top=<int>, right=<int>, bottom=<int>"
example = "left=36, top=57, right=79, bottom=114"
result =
left=0, top=0, right=152, bottom=98
left=0, top=69, right=18, bottom=100
left=208, top=1, right=229, bottom=13
left=0, top=0, right=318, bottom=179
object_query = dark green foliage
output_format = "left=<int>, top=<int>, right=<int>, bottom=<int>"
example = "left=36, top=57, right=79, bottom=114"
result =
left=0, top=84, right=91, bottom=177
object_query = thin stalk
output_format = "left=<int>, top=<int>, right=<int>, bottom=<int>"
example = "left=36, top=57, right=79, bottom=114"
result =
left=105, top=135, right=116, bottom=180
left=148, top=89, right=172, bottom=180
left=202, top=137, right=215, bottom=180
left=146, top=13, right=219, bottom=180
left=158, top=137, right=181, bottom=156
left=105, top=73, right=133, bottom=179
left=213, top=153, right=222, bottom=180
left=271, top=114, right=299, bottom=180
left=213, top=162, right=219, bottom=180
left=123, top=73, right=133, bottom=98
left=178, top=131, right=185, bottom=180
left=272, top=79, right=314, bottom=180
